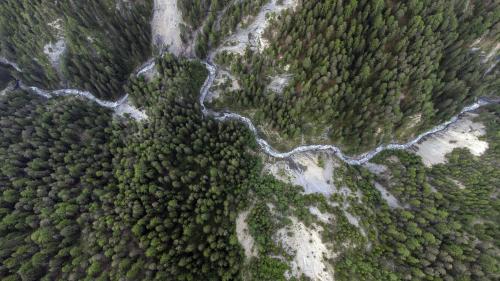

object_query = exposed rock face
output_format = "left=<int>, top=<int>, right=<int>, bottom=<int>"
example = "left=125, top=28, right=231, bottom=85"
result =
left=236, top=210, right=258, bottom=258
left=276, top=217, right=335, bottom=281
left=152, top=0, right=185, bottom=56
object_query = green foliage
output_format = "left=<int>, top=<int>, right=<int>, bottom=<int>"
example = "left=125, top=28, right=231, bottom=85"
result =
left=114, top=56, right=258, bottom=280
left=0, top=0, right=153, bottom=100
left=0, top=56, right=260, bottom=280
left=126, top=53, right=208, bottom=109
left=249, top=174, right=319, bottom=224
left=333, top=105, right=500, bottom=280
left=0, top=2, right=499, bottom=280
left=214, top=0, right=499, bottom=153
left=247, top=202, right=278, bottom=254
left=245, top=256, right=289, bottom=281
left=177, top=0, right=224, bottom=30
left=177, top=0, right=269, bottom=57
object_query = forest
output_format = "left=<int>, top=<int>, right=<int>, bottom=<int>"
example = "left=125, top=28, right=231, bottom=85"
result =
left=0, top=64, right=14, bottom=89
left=334, top=106, right=499, bottom=280
left=0, top=0, right=152, bottom=100
left=0, top=0, right=498, bottom=280
left=212, top=0, right=499, bottom=153
left=0, top=56, right=263, bottom=280
left=240, top=105, right=499, bottom=281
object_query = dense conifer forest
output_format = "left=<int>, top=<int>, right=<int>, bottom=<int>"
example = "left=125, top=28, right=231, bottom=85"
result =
left=177, top=0, right=269, bottom=57
left=0, top=64, right=14, bottom=89
left=213, top=0, right=499, bottom=152
left=0, top=56, right=263, bottom=280
left=0, top=0, right=498, bottom=280
left=0, top=0, right=152, bottom=100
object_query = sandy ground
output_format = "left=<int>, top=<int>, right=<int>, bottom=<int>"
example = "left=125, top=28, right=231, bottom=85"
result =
left=276, top=217, right=335, bottom=281
left=406, top=113, right=423, bottom=130
left=265, top=151, right=367, bottom=240
left=267, top=74, right=292, bottom=93
left=482, top=42, right=499, bottom=75
left=364, top=162, right=403, bottom=208
left=363, top=162, right=388, bottom=175
left=44, top=18, right=66, bottom=75
left=410, top=113, right=488, bottom=167
left=152, top=0, right=185, bottom=56
left=114, top=100, right=148, bottom=121
left=470, top=37, right=483, bottom=48
left=338, top=203, right=367, bottom=238
left=450, top=178, right=466, bottom=190
left=265, top=151, right=368, bottom=236
left=116, top=0, right=133, bottom=11
left=141, top=68, right=159, bottom=81
left=236, top=210, right=258, bottom=258
left=48, top=19, right=64, bottom=33
left=373, top=182, right=403, bottom=208
left=43, top=39, right=66, bottom=70
left=309, top=206, right=334, bottom=224
left=265, top=152, right=338, bottom=195
left=484, top=57, right=498, bottom=75
left=343, top=211, right=361, bottom=229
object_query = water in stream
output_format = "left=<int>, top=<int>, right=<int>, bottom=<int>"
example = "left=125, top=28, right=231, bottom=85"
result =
left=4, top=57, right=495, bottom=166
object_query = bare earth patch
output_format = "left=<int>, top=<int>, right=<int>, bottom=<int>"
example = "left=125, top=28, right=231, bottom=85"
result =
left=276, top=217, right=335, bottom=281
left=236, top=210, right=258, bottom=258
left=267, top=74, right=292, bottom=93
left=208, top=69, right=241, bottom=102
left=309, top=206, right=334, bottom=224
left=1, top=82, right=15, bottom=97
left=373, top=182, right=404, bottom=209
left=216, top=0, right=298, bottom=56
left=152, top=0, right=185, bottom=56
left=264, top=152, right=338, bottom=195
left=482, top=42, right=500, bottom=63
left=450, top=178, right=466, bottom=190
left=363, top=162, right=404, bottom=208
left=114, top=100, right=148, bottom=121
left=410, top=113, right=488, bottom=167
left=363, top=162, right=388, bottom=175
left=43, top=39, right=66, bottom=71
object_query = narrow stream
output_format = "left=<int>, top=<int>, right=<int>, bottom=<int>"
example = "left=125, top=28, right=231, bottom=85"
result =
left=3, top=56, right=496, bottom=165
left=19, top=82, right=129, bottom=108
left=199, top=61, right=493, bottom=165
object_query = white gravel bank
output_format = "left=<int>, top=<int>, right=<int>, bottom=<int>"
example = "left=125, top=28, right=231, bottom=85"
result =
left=411, top=113, right=488, bottom=167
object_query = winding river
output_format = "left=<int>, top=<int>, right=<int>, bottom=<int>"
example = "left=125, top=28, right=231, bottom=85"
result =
left=19, top=82, right=129, bottom=108
left=198, top=61, right=494, bottom=165
left=2, top=56, right=496, bottom=166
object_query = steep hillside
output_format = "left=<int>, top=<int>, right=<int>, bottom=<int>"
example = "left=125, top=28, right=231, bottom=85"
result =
left=212, top=0, right=499, bottom=153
